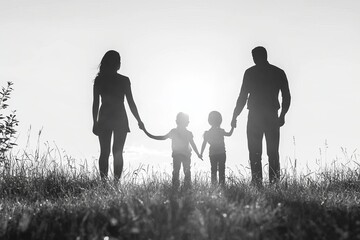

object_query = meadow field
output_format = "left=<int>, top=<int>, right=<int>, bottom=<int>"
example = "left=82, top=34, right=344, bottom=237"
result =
left=1, top=145, right=360, bottom=240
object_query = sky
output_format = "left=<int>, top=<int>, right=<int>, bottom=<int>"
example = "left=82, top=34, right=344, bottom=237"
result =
left=1, top=0, right=360, bottom=177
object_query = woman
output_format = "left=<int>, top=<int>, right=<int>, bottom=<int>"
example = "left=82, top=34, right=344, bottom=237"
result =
left=92, top=50, right=144, bottom=180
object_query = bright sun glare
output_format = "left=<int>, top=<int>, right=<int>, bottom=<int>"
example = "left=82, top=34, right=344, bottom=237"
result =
left=164, top=75, right=219, bottom=133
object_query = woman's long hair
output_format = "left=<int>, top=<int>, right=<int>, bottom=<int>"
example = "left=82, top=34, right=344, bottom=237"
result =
left=97, top=50, right=121, bottom=76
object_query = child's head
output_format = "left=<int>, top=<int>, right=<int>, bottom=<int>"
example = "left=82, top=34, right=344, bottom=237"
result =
left=208, top=111, right=222, bottom=127
left=176, top=112, right=189, bottom=127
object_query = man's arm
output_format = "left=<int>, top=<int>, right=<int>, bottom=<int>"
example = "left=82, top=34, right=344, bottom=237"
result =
left=279, top=71, right=291, bottom=127
left=231, top=71, right=249, bottom=127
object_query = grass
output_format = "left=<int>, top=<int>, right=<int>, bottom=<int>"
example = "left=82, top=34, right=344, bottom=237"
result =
left=1, top=146, right=360, bottom=240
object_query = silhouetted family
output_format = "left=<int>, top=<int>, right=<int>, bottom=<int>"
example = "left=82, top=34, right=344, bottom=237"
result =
left=92, top=46, right=291, bottom=188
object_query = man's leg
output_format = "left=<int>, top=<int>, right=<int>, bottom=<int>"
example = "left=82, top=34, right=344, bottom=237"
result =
left=265, top=115, right=280, bottom=184
left=247, top=111, right=264, bottom=186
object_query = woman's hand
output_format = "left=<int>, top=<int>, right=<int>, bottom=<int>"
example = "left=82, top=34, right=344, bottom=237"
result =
left=278, top=115, right=285, bottom=127
left=138, top=121, right=145, bottom=130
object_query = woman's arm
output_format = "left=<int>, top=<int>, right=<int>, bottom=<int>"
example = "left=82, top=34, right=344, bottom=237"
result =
left=125, top=80, right=144, bottom=129
left=92, top=85, right=100, bottom=135
left=143, top=128, right=169, bottom=140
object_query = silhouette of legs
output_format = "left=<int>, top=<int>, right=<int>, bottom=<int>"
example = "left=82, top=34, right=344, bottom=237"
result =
left=210, top=156, right=218, bottom=185
left=247, top=110, right=280, bottom=185
left=172, top=154, right=191, bottom=189
left=218, top=154, right=226, bottom=186
left=247, top=111, right=264, bottom=186
left=98, top=129, right=127, bottom=181
left=210, top=153, right=226, bottom=186
left=98, top=129, right=112, bottom=180
left=172, top=155, right=181, bottom=188
left=113, top=130, right=127, bottom=181
left=265, top=124, right=280, bottom=183
left=182, top=156, right=191, bottom=189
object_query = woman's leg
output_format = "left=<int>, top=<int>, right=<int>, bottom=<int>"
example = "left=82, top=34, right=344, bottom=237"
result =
left=113, top=130, right=127, bottom=181
left=98, top=129, right=112, bottom=180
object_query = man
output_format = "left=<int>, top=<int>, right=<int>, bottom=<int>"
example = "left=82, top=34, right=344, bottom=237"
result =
left=231, top=46, right=291, bottom=185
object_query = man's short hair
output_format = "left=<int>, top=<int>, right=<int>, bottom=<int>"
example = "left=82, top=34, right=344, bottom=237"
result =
left=252, top=46, right=267, bottom=61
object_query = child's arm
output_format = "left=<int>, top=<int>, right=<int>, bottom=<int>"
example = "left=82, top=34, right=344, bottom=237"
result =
left=224, top=126, right=235, bottom=137
left=190, top=138, right=203, bottom=161
left=200, top=139, right=207, bottom=159
left=143, top=128, right=169, bottom=140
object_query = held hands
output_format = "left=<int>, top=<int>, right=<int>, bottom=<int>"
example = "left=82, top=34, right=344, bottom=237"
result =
left=139, top=124, right=153, bottom=139
left=138, top=121, right=145, bottom=130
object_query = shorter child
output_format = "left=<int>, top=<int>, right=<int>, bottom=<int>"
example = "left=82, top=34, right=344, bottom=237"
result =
left=200, top=111, right=234, bottom=186
left=143, top=112, right=202, bottom=188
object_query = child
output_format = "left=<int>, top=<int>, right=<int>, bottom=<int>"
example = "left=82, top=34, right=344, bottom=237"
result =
left=200, top=111, right=234, bottom=186
left=143, top=112, right=202, bottom=188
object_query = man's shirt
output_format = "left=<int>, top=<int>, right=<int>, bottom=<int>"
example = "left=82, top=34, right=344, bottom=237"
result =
left=241, top=62, right=290, bottom=112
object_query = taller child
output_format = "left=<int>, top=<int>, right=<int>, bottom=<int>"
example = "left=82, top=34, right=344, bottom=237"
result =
left=143, top=112, right=202, bottom=189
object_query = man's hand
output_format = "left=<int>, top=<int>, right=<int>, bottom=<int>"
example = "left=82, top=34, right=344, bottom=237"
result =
left=278, top=115, right=285, bottom=127
left=92, top=122, right=100, bottom=136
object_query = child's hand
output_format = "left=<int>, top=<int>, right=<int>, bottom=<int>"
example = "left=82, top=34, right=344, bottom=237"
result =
left=142, top=127, right=150, bottom=136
